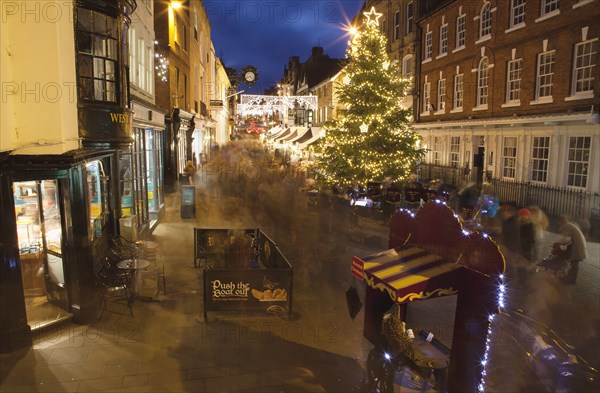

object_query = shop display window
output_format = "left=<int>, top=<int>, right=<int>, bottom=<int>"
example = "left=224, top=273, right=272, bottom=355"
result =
left=13, top=180, right=65, bottom=296
left=133, top=128, right=149, bottom=226
left=14, top=181, right=42, bottom=253
left=119, top=129, right=150, bottom=227
left=119, top=152, right=134, bottom=217
left=86, top=161, right=107, bottom=240
left=145, top=129, right=163, bottom=213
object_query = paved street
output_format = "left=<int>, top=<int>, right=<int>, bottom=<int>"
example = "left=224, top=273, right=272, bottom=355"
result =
left=1, top=142, right=598, bottom=392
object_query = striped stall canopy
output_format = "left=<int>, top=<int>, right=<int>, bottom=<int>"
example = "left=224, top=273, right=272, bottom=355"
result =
left=355, top=243, right=464, bottom=304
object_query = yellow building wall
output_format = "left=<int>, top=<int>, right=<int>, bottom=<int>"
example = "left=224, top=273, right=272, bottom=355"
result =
left=0, top=0, right=79, bottom=155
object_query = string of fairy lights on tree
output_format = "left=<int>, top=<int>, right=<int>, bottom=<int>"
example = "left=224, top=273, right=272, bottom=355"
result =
left=311, top=7, right=425, bottom=187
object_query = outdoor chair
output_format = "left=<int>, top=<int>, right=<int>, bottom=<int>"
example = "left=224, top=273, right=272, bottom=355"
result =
left=95, top=257, right=133, bottom=320
left=139, top=241, right=167, bottom=296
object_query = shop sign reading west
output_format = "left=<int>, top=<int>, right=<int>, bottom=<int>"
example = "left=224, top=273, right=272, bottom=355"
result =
left=109, top=112, right=130, bottom=123
left=78, top=107, right=132, bottom=142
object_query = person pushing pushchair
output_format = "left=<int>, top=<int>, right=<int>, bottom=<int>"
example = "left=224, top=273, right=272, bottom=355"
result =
left=536, top=241, right=572, bottom=279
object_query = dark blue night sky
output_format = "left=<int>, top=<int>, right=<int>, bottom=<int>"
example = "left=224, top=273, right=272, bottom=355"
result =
left=205, top=0, right=364, bottom=93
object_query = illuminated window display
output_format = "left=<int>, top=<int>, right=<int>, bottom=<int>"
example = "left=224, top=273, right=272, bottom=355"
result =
left=119, top=130, right=150, bottom=224
left=13, top=180, right=64, bottom=296
left=86, top=161, right=107, bottom=240
left=145, top=130, right=164, bottom=215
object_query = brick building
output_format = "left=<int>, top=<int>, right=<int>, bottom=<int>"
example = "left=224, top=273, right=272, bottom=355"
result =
left=413, top=0, right=599, bottom=219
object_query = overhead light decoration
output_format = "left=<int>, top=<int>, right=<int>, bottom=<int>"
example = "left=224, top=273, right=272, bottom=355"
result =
left=155, top=45, right=168, bottom=83
left=363, top=6, right=383, bottom=27
left=360, top=123, right=369, bottom=133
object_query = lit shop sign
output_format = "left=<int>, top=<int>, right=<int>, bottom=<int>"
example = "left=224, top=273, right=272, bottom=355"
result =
left=109, top=112, right=130, bottom=123
left=79, top=107, right=132, bottom=142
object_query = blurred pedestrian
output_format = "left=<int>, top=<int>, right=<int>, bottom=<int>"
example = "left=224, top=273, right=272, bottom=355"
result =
left=499, top=205, right=522, bottom=287
left=518, top=208, right=536, bottom=263
left=529, top=205, right=549, bottom=260
left=511, top=208, right=535, bottom=288
left=183, top=160, right=197, bottom=185
left=477, top=183, right=500, bottom=233
left=404, top=173, right=423, bottom=211
left=500, top=205, right=520, bottom=254
left=457, top=182, right=481, bottom=223
left=557, top=215, right=587, bottom=285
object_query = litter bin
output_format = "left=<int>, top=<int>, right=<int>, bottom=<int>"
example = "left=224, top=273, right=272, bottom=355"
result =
left=119, top=215, right=138, bottom=242
left=181, top=185, right=196, bottom=218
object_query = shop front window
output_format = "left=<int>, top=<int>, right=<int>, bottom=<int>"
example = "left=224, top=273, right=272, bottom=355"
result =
left=119, top=130, right=150, bottom=228
left=86, top=160, right=107, bottom=240
left=119, top=151, right=134, bottom=217
left=14, top=179, right=70, bottom=326
left=133, top=128, right=149, bottom=227
left=145, top=130, right=159, bottom=212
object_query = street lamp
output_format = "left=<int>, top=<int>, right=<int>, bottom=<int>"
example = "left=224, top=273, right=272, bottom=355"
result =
left=170, top=1, right=182, bottom=9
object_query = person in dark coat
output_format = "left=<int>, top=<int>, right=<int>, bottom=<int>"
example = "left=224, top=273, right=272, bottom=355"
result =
left=514, top=207, right=535, bottom=288
left=518, top=208, right=536, bottom=263
left=500, top=205, right=520, bottom=254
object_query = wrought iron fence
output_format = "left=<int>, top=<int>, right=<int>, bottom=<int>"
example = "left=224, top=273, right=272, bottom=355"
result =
left=488, top=179, right=600, bottom=222
left=417, top=163, right=465, bottom=188
left=418, top=163, right=600, bottom=239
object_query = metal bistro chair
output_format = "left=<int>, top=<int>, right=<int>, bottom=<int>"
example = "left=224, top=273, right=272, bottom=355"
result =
left=95, top=257, right=133, bottom=320
left=139, top=240, right=166, bottom=296
left=196, top=232, right=220, bottom=269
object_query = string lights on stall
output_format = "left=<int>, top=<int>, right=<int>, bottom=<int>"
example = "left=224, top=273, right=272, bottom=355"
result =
left=477, top=271, right=506, bottom=392
left=453, top=212, right=506, bottom=393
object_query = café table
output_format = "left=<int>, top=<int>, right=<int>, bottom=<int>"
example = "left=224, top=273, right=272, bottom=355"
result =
left=117, top=258, right=151, bottom=300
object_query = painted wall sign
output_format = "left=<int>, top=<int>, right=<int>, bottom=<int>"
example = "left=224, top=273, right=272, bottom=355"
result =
left=78, top=107, right=132, bottom=144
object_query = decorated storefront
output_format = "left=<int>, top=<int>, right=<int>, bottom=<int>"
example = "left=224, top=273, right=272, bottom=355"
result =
left=124, top=100, right=167, bottom=235
left=0, top=0, right=136, bottom=353
left=171, top=108, right=195, bottom=183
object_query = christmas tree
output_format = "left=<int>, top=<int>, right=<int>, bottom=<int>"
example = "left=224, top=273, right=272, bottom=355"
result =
left=312, top=7, right=425, bottom=187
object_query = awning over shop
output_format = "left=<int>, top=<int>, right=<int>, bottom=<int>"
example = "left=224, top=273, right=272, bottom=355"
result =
left=286, top=127, right=309, bottom=144
left=271, top=127, right=292, bottom=141
left=353, top=243, right=463, bottom=304
left=298, top=127, right=322, bottom=149
left=277, top=128, right=299, bottom=143
left=266, top=126, right=282, bottom=136
left=294, top=128, right=313, bottom=144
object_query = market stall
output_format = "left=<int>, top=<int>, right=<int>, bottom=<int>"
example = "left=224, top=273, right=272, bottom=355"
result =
left=195, top=228, right=293, bottom=320
left=352, top=201, right=506, bottom=392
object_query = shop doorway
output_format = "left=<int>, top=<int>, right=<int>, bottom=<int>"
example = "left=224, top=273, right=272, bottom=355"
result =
left=13, top=180, right=71, bottom=330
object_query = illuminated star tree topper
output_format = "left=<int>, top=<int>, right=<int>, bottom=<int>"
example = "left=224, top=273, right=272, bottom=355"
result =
left=311, top=6, right=425, bottom=187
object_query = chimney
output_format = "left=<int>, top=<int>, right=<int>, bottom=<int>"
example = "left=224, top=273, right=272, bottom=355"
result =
left=312, top=46, right=324, bottom=57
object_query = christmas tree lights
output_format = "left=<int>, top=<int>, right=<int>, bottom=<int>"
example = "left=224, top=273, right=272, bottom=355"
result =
left=311, top=7, right=425, bottom=187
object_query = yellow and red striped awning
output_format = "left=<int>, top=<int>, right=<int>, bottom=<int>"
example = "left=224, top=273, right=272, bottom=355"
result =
left=353, top=244, right=463, bottom=303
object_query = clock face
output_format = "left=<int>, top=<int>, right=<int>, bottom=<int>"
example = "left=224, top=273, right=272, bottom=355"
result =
left=245, top=71, right=255, bottom=82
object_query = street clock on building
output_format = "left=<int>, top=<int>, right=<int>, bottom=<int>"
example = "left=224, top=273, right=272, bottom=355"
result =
left=245, top=70, right=256, bottom=82
left=242, top=66, right=258, bottom=85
